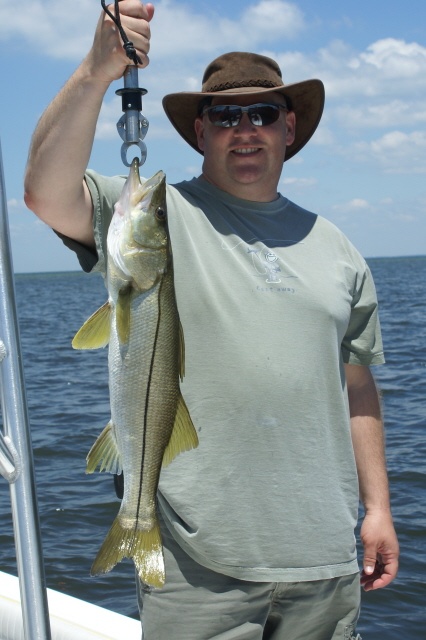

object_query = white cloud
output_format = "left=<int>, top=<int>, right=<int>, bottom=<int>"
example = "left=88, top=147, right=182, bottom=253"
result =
left=281, top=176, right=317, bottom=189
left=324, top=38, right=426, bottom=99
left=359, top=39, right=426, bottom=79
left=271, top=38, right=426, bottom=171
left=0, top=0, right=98, bottom=58
left=96, top=98, right=122, bottom=141
left=241, top=1, right=305, bottom=39
left=0, top=0, right=306, bottom=60
left=309, top=126, right=336, bottom=146
left=149, top=0, right=306, bottom=58
left=332, top=198, right=372, bottom=214
left=354, top=130, right=426, bottom=173
left=266, top=38, right=426, bottom=178
left=7, top=198, right=25, bottom=209
left=333, top=100, right=426, bottom=130
left=272, top=38, right=426, bottom=119
left=331, top=193, right=424, bottom=225
left=348, top=198, right=370, bottom=209
left=183, top=165, right=202, bottom=177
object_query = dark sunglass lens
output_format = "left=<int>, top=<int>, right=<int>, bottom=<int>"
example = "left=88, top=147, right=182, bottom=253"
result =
left=208, top=106, right=241, bottom=127
left=206, top=104, right=283, bottom=127
left=248, top=105, right=280, bottom=126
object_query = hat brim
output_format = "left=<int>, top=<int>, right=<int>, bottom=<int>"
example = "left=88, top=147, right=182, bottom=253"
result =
left=162, top=79, right=324, bottom=162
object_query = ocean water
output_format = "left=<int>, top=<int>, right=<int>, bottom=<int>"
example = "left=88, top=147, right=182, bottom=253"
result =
left=0, top=257, right=425, bottom=637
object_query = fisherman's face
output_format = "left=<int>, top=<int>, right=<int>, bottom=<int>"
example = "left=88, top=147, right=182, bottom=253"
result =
left=194, top=92, right=296, bottom=202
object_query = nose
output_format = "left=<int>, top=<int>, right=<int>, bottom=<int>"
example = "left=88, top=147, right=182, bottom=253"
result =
left=235, top=112, right=257, bottom=132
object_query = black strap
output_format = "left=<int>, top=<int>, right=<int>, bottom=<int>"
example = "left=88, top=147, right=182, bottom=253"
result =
left=101, top=0, right=141, bottom=65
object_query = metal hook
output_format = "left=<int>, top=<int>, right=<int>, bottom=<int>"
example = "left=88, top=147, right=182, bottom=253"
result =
left=119, top=141, right=148, bottom=168
left=117, top=111, right=149, bottom=167
left=116, top=67, right=149, bottom=167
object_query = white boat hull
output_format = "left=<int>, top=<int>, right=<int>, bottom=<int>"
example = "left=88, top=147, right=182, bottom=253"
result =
left=0, top=571, right=141, bottom=640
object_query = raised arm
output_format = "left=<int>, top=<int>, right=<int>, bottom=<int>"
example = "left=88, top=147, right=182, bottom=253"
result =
left=345, top=363, right=399, bottom=591
left=24, top=0, right=154, bottom=248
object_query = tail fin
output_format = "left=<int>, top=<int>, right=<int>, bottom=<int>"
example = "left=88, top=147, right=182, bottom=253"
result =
left=91, top=517, right=165, bottom=589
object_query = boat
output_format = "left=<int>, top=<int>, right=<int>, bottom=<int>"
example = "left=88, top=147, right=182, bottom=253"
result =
left=0, top=571, right=141, bottom=640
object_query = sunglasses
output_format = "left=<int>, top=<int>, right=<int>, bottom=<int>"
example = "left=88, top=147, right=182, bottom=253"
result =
left=202, top=103, right=288, bottom=128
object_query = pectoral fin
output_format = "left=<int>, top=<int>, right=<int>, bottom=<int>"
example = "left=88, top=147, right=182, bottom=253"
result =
left=86, top=421, right=122, bottom=475
left=162, top=394, right=198, bottom=467
left=72, top=301, right=111, bottom=349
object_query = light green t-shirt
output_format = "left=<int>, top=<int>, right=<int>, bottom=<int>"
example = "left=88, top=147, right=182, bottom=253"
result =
left=75, top=171, right=384, bottom=582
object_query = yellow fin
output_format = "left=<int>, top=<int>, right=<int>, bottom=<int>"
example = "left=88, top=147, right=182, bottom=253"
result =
left=72, top=301, right=111, bottom=349
left=91, top=517, right=165, bottom=589
left=132, top=520, right=165, bottom=589
left=162, top=394, right=199, bottom=467
left=116, top=287, right=131, bottom=345
left=86, top=422, right=122, bottom=475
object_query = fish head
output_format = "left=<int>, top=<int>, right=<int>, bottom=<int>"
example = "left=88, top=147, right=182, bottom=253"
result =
left=130, top=168, right=167, bottom=252
left=108, top=159, right=168, bottom=292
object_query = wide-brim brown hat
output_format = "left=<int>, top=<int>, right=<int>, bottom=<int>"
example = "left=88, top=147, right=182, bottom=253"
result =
left=162, top=51, right=325, bottom=161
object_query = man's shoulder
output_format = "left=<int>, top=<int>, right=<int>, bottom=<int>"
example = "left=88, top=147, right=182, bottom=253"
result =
left=285, top=199, right=368, bottom=266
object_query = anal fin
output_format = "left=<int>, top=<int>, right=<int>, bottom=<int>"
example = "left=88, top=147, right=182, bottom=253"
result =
left=162, top=394, right=198, bottom=467
left=86, top=422, right=122, bottom=474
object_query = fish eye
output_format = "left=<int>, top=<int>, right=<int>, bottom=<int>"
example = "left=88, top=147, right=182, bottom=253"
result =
left=155, top=207, right=166, bottom=221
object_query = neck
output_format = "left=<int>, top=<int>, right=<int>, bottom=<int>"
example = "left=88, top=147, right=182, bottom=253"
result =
left=199, top=173, right=279, bottom=203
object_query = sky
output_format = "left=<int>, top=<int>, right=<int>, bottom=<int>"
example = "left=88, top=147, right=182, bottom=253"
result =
left=0, top=0, right=425, bottom=273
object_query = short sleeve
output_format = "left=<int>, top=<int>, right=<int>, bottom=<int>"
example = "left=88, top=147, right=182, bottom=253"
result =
left=85, top=170, right=126, bottom=275
left=341, top=264, right=385, bottom=366
left=55, top=170, right=125, bottom=274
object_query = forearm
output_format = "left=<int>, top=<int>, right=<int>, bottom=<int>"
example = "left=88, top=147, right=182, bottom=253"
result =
left=347, top=369, right=391, bottom=513
left=24, top=59, right=109, bottom=239
left=345, top=363, right=399, bottom=589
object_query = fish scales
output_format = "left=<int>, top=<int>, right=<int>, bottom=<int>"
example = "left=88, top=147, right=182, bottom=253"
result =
left=72, top=161, right=198, bottom=588
left=110, top=271, right=180, bottom=529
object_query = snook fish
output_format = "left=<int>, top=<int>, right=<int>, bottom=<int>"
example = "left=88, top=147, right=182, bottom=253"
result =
left=72, top=159, right=198, bottom=588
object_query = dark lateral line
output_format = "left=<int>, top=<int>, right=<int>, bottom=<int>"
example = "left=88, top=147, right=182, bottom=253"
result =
left=135, top=281, right=163, bottom=528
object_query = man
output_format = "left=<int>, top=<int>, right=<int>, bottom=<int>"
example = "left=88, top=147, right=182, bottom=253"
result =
left=24, top=2, right=399, bottom=639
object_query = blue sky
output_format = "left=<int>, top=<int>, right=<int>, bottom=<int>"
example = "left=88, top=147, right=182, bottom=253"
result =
left=0, top=0, right=425, bottom=272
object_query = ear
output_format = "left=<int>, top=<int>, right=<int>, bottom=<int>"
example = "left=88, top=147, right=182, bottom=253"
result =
left=194, top=117, right=205, bottom=152
left=285, top=111, right=296, bottom=146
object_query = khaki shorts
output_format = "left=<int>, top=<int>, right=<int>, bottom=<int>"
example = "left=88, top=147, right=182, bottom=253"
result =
left=137, top=519, right=361, bottom=640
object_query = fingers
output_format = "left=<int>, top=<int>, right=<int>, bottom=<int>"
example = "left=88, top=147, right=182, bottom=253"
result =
left=108, top=0, right=154, bottom=21
left=118, top=15, right=152, bottom=67
left=362, top=543, right=377, bottom=577
left=359, top=511, right=399, bottom=591
left=360, top=555, right=399, bottom=591
left=361, top=527, right=399, bottom=591
left=89, top=1, right=154, bottom=82
left=106, top=1, right=154, bottom=65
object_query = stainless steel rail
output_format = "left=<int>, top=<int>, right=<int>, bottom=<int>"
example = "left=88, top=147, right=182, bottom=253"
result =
left=0, top=139, right=52, bottom=639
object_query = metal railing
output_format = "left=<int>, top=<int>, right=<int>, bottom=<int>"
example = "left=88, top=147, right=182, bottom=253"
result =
left=0, top=139, right=52, bottom=639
